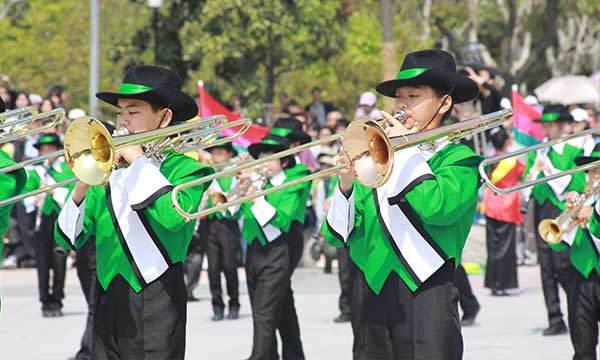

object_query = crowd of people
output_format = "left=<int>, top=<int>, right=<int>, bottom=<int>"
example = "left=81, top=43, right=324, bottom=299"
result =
left=1, top=47, right=600, bottom=359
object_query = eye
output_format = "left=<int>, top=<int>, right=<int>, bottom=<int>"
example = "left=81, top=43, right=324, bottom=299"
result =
left=116, top=111, right=122, bottom=116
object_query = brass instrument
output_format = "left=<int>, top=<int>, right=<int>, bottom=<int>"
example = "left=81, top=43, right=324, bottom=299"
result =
left=0, top=108, right=66, bottom=144
left=0, top=115, right=252, bottom=207
left=171, top=109, right=512, bottom=221
left=538, top=182, right=600, bottom=244
left=480, top=125, right=600, bottom=195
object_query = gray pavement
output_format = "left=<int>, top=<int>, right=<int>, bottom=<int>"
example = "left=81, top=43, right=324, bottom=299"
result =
left=0, top=225, right=575, bottom=359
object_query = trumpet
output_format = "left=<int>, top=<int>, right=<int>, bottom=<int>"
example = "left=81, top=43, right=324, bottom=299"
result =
left=538, top=182, right=600, bottom=244
left=0, top=115, right=252, bottom=207
left=171, top=109, right=512, bottom=221
left=480, top=125, right=600, bottom=195
left=0, top=108, right=66, bottom=144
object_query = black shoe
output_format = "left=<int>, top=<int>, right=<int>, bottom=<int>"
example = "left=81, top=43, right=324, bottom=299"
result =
left=461, top=304, right=480, bottom=327
left=491, top=289, right=509, bottom=296
left=212, top=310, right=224, bottom=321
left=543, top=323, right=568, bottom=336
left=333, top=313, right=351, bottom=323
left=42, top=309, right=54, bottom=318
left=227, top=308, right=240, bottom=320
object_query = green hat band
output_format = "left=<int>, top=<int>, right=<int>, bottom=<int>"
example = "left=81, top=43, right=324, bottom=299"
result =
left=589, top=151, right=600, bottom=159
left=397, top=68, right=427, bottom=80
left=263, top=139, right=281, bottom=146
left=541, top=112, right=560, bottom=122
left=118, top=83, right=154, bottom=95
left=271, top=127, right=293, bottom=137
left=38, top=135, right=58, bottom=144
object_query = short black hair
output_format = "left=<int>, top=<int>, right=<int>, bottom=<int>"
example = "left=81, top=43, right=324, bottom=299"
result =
left=432, top=86, right=454, bottom=121
left=490, top=127, right=509, bottom=150
left=335, top=118, right=349, bottom=129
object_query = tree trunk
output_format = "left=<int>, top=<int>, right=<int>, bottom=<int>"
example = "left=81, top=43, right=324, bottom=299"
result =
left=380, top=0, right=396, bottom=110
left=264, top=26, right=275, bottom=106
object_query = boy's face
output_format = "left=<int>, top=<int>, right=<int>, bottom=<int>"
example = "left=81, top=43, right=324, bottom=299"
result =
left=541, top=122, right=562, bottom=139
left=258, top=151, right=283, bottom=177
left=210, top=147, right=233, bottom=165
left=393, top=85, right=451, bottom=131
left=588, top=168, right=600, bottom=185
left=39, top=144, right=60, bottom=162
left=116, top=98, right=171, bottom=134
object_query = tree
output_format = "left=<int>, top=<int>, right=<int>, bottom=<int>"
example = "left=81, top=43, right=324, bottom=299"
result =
left=182, top=0, right=347, bottom=112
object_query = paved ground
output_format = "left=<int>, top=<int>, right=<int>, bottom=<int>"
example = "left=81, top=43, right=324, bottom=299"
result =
left=0, top=225, right=575, bottom=359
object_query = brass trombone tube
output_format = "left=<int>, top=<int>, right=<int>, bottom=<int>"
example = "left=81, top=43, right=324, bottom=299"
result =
left=480, top=125, right=600, bottom=195
left=0, top=108, right=65, bottom=144
left=0, top=178, right=78, bottom=208
left=171, top=134, right=344, bottom=221
left=0, top=150, right=64, bottom=175
left=0, top=106, right=38, bottom=125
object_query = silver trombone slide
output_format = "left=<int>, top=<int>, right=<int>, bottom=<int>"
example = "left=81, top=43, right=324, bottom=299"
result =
left=480, top=125, right=600, bottom=195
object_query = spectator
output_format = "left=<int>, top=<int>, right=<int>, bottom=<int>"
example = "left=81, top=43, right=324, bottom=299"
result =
left=465, top=66, right=502, bottom=115
left=46, top=85, right=69, bottom=109
left=325, top=110, right=343, bottom=129
left=14, top=92, right=31, bottom=109
left=29, top=93, right=43, bottom=111
left=354, top=91, right=381, bottom=120
left=0, top=74, right=16, bottom=109
left=305, top=87, right=335, bottom=128
left=279, top=92, right=290, bottom=114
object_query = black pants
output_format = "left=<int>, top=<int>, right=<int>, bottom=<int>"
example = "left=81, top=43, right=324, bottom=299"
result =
left=35, top=212, right=66, bottom=310
left=184, top=221, right=206, bottom=297
left=275, top=221, right=305, bottom=360
left=338, top=246, right=352, bottom=316
left=534, top=200, right=575, bottom=327
left=246, top=238, right=291, bottom=360
left=454, top=263, right=480, bottom=316
left=568, top=271, right=600, bottom=360
left=74, top=239, right=98, bottom=360
left=92, top=264, right=187, bottom=360
left=351, top=261, right=462, bottom=360
left=206, top=218, right=241, bottom=312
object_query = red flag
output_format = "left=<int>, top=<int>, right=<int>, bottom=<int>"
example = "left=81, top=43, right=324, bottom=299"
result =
left=511, top=86, right=544, bottom=146
left=197, top=81, right=268, bottom=148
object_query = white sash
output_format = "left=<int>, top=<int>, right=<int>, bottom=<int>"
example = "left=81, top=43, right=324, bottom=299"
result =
left=109, top=165, right=169, bottom=285
left=376, top=147, right=445, bottom=283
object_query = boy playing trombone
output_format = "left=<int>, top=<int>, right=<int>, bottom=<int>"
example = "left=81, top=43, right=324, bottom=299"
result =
left=323, top=49, right=482, bottom=359
left=54, top=65, right=213, bottom=359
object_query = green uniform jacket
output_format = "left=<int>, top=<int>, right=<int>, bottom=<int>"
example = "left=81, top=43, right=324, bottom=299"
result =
left=54, top=152, right=213, bottom=293
left=241, top=169, right=307, bottom=246
left=524, top=142, right=585, bottom=211
left=322, top=143, right=482, bottom=294
left=23, top=161, right=75, bottom=216
left=0, top=150, right=27, bottom=256
left=569, top=199, right=600, bottom=278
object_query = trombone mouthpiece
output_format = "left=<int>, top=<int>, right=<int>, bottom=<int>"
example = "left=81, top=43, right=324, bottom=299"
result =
left=392, top=110, right=407, bottom=124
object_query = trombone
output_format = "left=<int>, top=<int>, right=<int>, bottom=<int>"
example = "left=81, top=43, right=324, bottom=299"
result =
left=171, top=109, right=512, bottom=222
left=0, top=106, right=38, bottom=125
left=0, top=115, right=252, bottom=207
left=479, top=125, right=600, bottom=195
left=538, top=182, right=600, bottom=244
left=0, top=108, right=66, bottom=144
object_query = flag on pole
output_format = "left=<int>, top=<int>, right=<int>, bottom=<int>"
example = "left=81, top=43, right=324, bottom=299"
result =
left=511, top=85, right=544, bottom=147
left=197, top=81, right=268, bottom=148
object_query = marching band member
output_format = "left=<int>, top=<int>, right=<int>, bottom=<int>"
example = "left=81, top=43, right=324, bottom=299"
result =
left=551, top=144, right=600, bottom=358
left=271, top=117, right=313, bottom=359
left=241, top=128, right=307, bottom=360
left=525, top=104, right=585, bottom=336
left=22, top=133, right=74, bottom=317
left=54, top=65, right=214, bottom=359
left=203, top=141, right=242, bottom=321
left=322, top=49, right=482, bottom=359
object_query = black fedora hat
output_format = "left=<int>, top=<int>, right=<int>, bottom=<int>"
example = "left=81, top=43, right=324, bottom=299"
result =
left=533, top=104, right=573, bottom=123
left=575, top=144, right=600, bottom=168
left=96, top=65, right=198, bottom=123
left=34, top=133, right=62, bottom=150
left=375, top=49, right=478, bottom=103
left=205, top=139, right=238, bottom=157
left=273, top=117, right=311, bottom=145
left=248, top=128, right=291, bottom=159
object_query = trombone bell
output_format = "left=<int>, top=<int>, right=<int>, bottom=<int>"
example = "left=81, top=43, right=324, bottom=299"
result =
left=538, top=219, right=563, bottom=245
left=64, top=117, right=114, bottom=186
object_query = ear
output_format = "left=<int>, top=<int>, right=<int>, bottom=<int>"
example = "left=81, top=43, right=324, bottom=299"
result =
left=160, top=108, right=174, bottom=128
left=437, top=95, right=453, bottom=116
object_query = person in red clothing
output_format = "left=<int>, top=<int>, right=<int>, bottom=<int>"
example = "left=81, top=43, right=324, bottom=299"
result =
left=483, top=127, right=525, bottom=295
